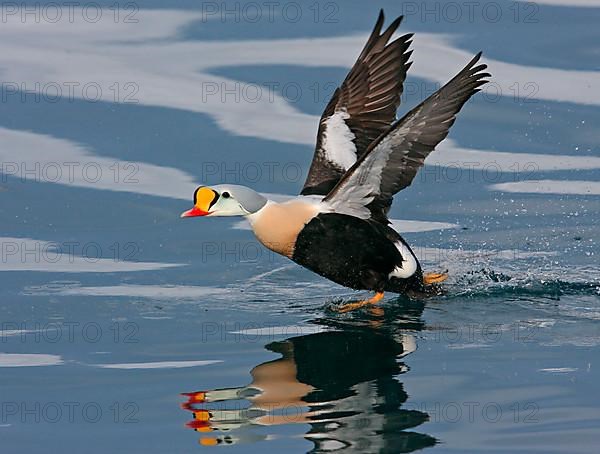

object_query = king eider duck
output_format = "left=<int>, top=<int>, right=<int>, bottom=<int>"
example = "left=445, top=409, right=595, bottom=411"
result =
left=181, top=11, right=490, bottom=312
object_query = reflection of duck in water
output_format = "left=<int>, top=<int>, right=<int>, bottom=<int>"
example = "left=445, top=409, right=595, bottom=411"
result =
left=182, top=302, right=436, bottom=452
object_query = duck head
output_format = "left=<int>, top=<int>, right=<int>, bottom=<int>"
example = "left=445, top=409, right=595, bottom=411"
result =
left=180, top=184, right=267, bottom=218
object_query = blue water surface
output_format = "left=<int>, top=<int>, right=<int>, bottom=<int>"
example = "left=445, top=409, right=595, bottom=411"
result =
left=1, top=1, right=599, bottom=452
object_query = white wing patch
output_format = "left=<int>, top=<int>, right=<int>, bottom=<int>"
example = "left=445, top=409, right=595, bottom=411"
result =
left=390, top=240, right=418, bottom=279
left=321, top=110, right=357, bottom=170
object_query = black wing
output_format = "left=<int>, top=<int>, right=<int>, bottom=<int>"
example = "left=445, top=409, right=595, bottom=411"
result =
left=323, top=53, right=490, bottom=223
left=300, top=10, right=413, bottom=196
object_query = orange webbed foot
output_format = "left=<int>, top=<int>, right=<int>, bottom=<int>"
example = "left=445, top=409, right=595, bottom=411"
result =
left=336, top=291, right=384, bottom=313
left=423, top=272, right=448, bottom=285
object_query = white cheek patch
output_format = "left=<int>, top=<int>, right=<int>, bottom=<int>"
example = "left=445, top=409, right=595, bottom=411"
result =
left=322, top=110, right=357, bottom=170
left=390, top=240, right=418, bottom=279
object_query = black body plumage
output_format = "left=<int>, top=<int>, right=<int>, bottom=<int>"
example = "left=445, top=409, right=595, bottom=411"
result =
left=292, top=213, right=423, bottom=293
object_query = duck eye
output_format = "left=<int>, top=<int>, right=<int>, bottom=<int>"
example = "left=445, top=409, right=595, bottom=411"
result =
left=222, top=192, right=230, bottom=198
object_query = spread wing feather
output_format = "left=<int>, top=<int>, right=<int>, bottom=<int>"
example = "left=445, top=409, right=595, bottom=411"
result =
left=301, top=10, right=413, bottom=195
left=323, top=53, right=490, bottom=222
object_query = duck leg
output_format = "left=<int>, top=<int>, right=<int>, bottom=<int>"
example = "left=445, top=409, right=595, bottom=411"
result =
left=336, top=292, right=384, bottom=313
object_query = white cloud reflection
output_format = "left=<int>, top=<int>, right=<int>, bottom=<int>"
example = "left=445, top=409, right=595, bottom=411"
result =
left=490, top=180, right=600, bottom=195
left=0, top=128, right=196, bottom=200
left=96, top=359, right=222, bottom=369
left=0, top=236, right=181, bottom=272
left=1, top=8, right=598, bottom=200
left=0, top=353, right=63, bottom=367
left=2, top=8, right=599, bottom=144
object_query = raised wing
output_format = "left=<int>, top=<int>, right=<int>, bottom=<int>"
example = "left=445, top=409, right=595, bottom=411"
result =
left=300, top=10, right=413, bottom=196
left=323, top=53, right=490, bottom=222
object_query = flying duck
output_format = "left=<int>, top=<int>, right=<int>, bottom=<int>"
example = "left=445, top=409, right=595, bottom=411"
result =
left=181, top=10, right=490, bottom=312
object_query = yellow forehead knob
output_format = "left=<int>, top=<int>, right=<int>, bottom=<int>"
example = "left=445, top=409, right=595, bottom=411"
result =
left=195, top=187, right=217, bottom=211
